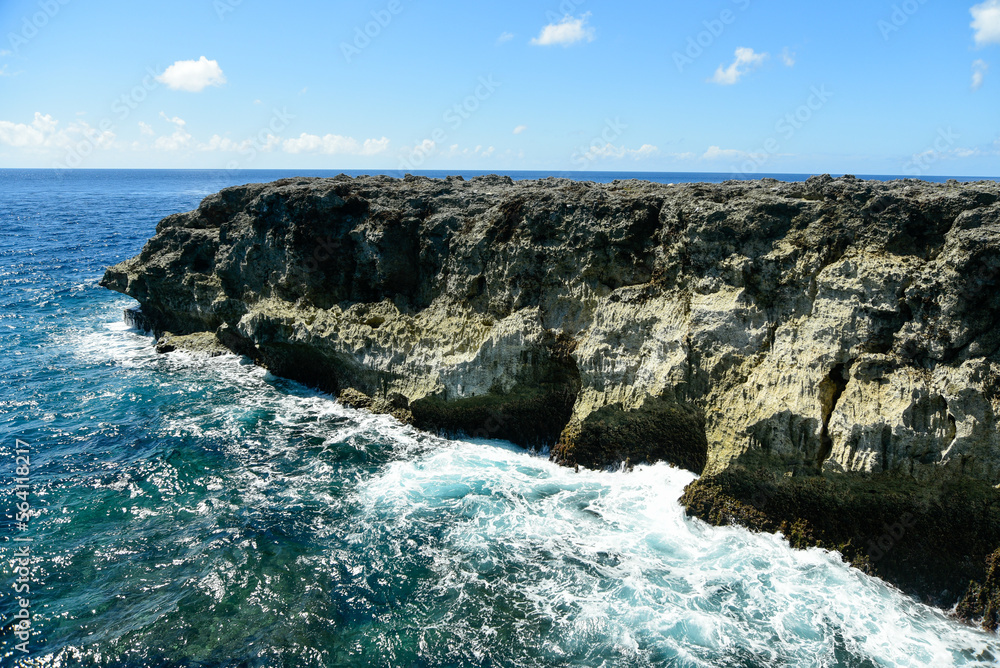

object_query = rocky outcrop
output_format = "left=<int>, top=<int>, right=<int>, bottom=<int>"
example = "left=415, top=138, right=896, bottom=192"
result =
left=102, top=173, right=1000, bottom=626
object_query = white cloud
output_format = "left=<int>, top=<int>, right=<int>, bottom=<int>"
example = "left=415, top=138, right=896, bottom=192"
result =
left=128, top=116, right=285, bottom=154
left=710, top=47, right=768, bottom=85
left=912, top=146, right=983, bottom=163
left=973, top=59, right=989, bottom=90
left=156, top=57, right=226, bottom=92
left=359, top=137, right=390, bottom=154
left=33, top=114, right=58, bottom=134
left=781, top=48, right=796, bottom=67
left=200, top=133, right=279, bottom=153
left=405, top=139, right=436, bottom=157
left=0, top=50, right=19, bottom=76
left=79, top=124, right=116, bottom=149
left=159, top=113, right=185, bottom=127
left=147, top=115, right=284, bottom=154
left=0, top=113, right=57, bottom=147
left=584, top=143, right=659, bottom=161
left=513, top=125, right=528, bottom=135
left=0, top=112, right=115, bottom=151
left=531, top=13, right=595, bottom=47
left=201, top=135, right=240, bottom=152
left=702, top=146, right=747, bottom=160
left=153, top=113, right=193, bottom=151
left=971, top=0, right=1000, bottom=45
left=444, top=144, right=497, bottom=158
left=282, top=133, right=390, bottom=155
left=497, top=32, right=514, bottom=45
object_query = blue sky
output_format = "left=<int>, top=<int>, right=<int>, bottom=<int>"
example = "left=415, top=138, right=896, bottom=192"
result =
left=0, top=0, right=998, bottom=176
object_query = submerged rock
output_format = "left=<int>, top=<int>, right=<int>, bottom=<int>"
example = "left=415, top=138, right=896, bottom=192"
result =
left=101, top=173, right=1000, bottom=626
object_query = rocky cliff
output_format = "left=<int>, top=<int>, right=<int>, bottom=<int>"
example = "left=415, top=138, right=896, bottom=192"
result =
left=102, top=174, right=1000, bottom=627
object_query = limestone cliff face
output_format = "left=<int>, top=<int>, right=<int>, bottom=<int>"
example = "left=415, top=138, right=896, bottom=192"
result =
left=102, top=174, right=1000, bottom=484
left=102, top=173, right=1000, bottom=625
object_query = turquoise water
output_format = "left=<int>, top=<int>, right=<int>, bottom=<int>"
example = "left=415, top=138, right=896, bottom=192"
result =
left=2, top=169, right=1000, bottom=667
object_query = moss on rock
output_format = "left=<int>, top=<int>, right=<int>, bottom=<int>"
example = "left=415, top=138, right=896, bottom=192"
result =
left=553, top=398, right=708, bottom=474
left=410, top=381, right=575, bottom=447
left=681, top=464, right=1000, bottom=623
left=154, top=331, right=229, bottom=356
left=338, top=388, right=374, bottom=410
left=958, top=549, right=1000, bottom=631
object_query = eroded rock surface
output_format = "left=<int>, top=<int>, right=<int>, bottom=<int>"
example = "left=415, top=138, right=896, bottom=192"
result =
left=102, top=173, right=1000, bottom=625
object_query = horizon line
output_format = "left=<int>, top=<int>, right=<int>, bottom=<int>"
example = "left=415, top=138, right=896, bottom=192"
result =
left=2, top=167, right=999, bottom=180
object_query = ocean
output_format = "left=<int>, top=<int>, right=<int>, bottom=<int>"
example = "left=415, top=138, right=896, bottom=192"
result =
left=2, top=169, right=1000, bottom=667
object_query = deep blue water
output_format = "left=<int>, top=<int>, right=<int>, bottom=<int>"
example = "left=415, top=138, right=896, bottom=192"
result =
left=2, top=169, right=1000, bottom=667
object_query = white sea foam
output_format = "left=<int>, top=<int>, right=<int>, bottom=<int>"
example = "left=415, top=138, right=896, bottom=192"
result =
left=50, top=306, right=1000, bottom=666
left=353, top=442, right=1000, bottom=667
